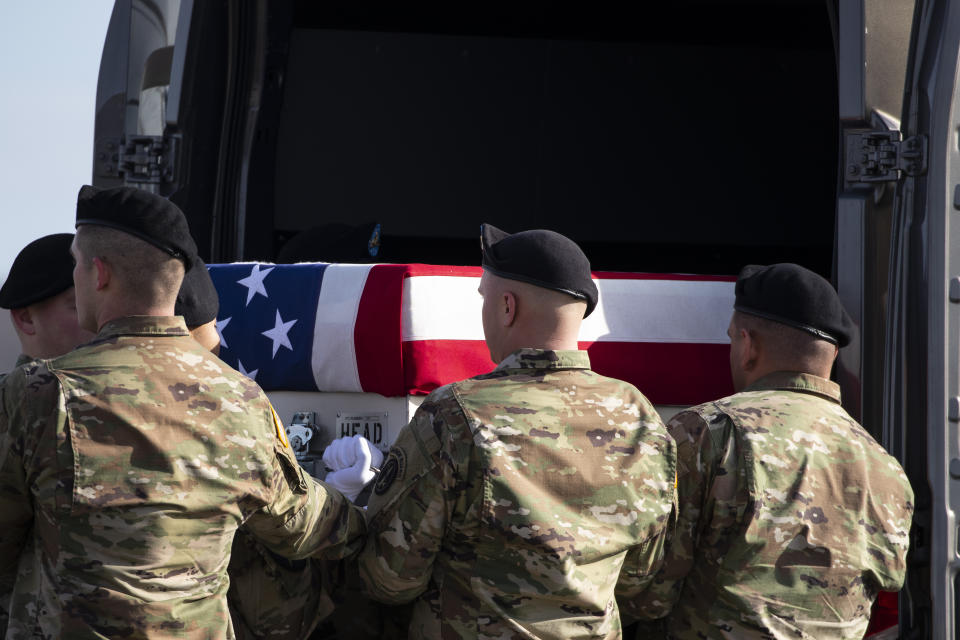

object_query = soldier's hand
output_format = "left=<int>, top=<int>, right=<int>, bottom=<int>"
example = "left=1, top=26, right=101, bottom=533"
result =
left=323, top=435, right=384, bottom=502
left=323, top=434, right=361, bottom=472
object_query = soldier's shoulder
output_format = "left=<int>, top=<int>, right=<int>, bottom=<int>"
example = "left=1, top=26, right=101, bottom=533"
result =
left=712, top=386, right=777, bottom=407
left=589, top=372, right=660, bottom=406
left=3, top=357, right=58, bottom=395
left=48, top=336, right=147, bottom=372
left=718, top=386, right=860, bottom=437
left=431, top=375, right=538, bottom=416
left=703, top=387, right=824, bottom=432
left=588, top=371, right=646, bottom=394
left=576, top=375, right=667, bottom=442
left=412, top=382, right=472, bottom=431
left=186, top=350, right=275, bottom=413
left=410, top=382, right=465, bottom=428
left=0, top=358, right=63, bottom=425
left=669, top=398, right=731, bottom=428
left=665, top=399, right=733, bottom=446
left=716, top=385, right=822, bottom=414
left=451, top=372, right=554, bottom=416
left=401, top=384, right=485, bottom=470
left=55, top=338, right=272, bottom=418
left=421, top=381, right=459, bottom=404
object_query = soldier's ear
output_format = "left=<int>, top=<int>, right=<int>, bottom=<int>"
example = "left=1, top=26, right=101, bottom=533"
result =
left=740, top=328, right=760, bottom=373
left=502, top=291, right=517, bottom=327
left=93, top=257, right=111, bottom=291
left=10, top=307, right=37, bottom=336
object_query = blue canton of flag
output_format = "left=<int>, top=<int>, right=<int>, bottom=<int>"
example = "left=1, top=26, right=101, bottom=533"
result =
left=208, top=263, right=329, bottom=391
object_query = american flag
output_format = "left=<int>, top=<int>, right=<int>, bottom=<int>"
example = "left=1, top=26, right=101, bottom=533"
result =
left=208, top=263, right=735, bottom=406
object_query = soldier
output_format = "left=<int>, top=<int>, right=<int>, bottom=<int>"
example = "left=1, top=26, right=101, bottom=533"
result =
left=354, top=224, right=676, bottom=639
left=175, top=255, right=222, bottom=354
left=0, top=233, right=95, bottom=633
left=0, top=233, right=95, bottom=369
left=623, top=263, right=914, bottom=638
left=0, top=185, right=365, bottom=639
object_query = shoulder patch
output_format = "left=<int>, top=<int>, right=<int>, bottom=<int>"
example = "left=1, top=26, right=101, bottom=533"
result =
left=271, top=405, right=290, bottom=448
left=374, top=447, right=406, bottom=495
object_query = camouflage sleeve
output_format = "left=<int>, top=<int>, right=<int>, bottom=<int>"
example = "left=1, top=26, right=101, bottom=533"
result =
left=357, top=388, right=467, bottom=604
left=616, top=500, right=675, bottom=611
left=615, top=401, right=677, bottom=618
left=0, top=370, right=38, bottom=631
left=619, top=407, right=731, bottom=621
left=242, top=404, right=367, bottom=562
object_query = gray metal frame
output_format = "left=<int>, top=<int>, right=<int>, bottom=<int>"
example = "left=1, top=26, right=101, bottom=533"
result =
left=919, top=1, right=960, bottom=634
left=885, top=0, right=960, bottom=636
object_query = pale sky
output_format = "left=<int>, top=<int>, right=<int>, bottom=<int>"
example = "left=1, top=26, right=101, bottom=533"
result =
left=0, top=1, right=115, bottom=281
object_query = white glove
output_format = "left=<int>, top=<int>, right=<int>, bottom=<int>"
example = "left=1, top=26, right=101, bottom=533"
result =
left=323, top=434, right=362, bottom=471
left=323, top=435, right=384, bottom=502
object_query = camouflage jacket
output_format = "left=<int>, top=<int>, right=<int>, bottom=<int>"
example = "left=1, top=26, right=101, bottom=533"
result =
left=0, top=353, right=33, bottom=634
left=0, top=316, right=365, bottom=639
left=0, top=355, right=33, bottom=383
left=225, top=404, right=335, bottom=640
left=359, top=348, right=677, bottom=640
left=624, top=371, right=914, bottom=639
left=227, top=529, right=332, bottom=640
left=0, top=354, right=33, bottom=389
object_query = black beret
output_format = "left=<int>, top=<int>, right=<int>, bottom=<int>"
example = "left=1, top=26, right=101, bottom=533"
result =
left=175, top=258, right=219, bottom=328
left=480, top=224, right=599, bottom=317
left=735, top=263, right=855, bottom=347
left=75, top=185, right=197, bottom=268
left=277, top=222, right=382, bottom=263
left=0, top=233, right=76, bottom=309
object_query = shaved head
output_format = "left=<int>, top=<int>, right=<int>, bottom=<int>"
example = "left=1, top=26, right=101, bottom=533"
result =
left=728, top=311, right=838, bottom=390
left=72, top=226, right=186, bottom=332
left=75, top=226, right=185, bottom=307
left=486, top=274, right=587, bottom=316
left=479, top=271, right=586, bottom=363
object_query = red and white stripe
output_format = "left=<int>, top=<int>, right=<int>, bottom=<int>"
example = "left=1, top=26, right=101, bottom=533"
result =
left=308, top=264, right=735, bottom=405
left=398, top=265, right=735, bottom=405
left=311, top=264, right=377, bottom=392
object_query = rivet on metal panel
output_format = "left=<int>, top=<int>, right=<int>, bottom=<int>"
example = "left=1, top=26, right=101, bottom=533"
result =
left=950, top=396, right=960, bottom=421
left=951, top=278, right=960, bottom=303
left=951, top=458, right=960, bottom=480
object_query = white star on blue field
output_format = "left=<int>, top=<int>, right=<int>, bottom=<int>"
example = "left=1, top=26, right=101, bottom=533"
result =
left=236, top=264, right=274, bottom=306
left=262, top=310, right=298, bottom=358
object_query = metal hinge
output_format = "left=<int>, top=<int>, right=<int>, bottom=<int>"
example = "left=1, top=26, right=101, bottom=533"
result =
left=844, top=130, right=927, bottom=184
left=94, top=134, right=179, bottom=184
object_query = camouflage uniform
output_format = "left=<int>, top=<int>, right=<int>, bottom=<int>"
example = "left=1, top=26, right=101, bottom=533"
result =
left=0, top=354, right=34, bottom=385
left=225, top=407, right=333, bottom=640
left=359, top=349, right=676, bottom=640
left=0, top=354, right=34, bottom=635
left=227, top=530, right=333, bottom=639
left=0, top=316, right=365, bottom=639
left=623, top=371, right=913, bottom=639
left=5, top=355, right=33, bottom=374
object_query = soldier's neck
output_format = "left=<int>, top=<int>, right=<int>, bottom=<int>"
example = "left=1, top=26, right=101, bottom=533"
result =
left=95, top=301, right=177, bottom=333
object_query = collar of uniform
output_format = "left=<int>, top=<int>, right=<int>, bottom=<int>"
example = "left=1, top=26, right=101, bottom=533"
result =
left=96, top=315, right=190, bottom=339
left=744, top=370, right=841, bottom=404
left=495, top=348, right=591, bottom=372
left=14, top=353, right=33, bottom=368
